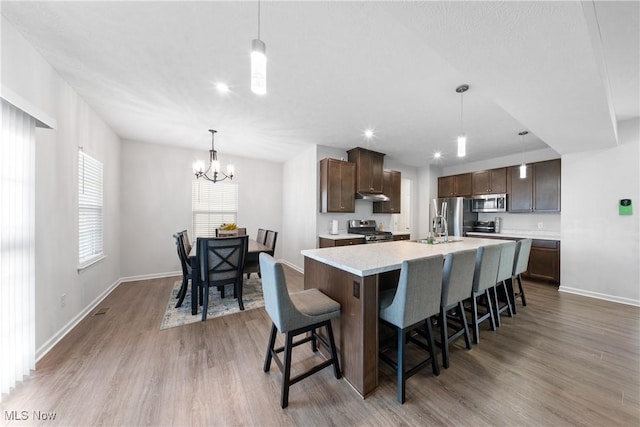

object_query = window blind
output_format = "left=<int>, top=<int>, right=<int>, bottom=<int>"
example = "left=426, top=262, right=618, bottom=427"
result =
left=78, top=151, right=103, bottom=266
left=192, top=181, right=238, bottom=238
left=1, top=99, right=36, bottom=402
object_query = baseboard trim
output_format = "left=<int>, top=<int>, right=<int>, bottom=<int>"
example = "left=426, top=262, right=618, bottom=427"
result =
left=281, top=260, right=304, bottom=274
left=36, top=277, right=123, bottom=362
left=119, top=271, right=181, bottom=283
left=559, top=286, right=640, bottom=307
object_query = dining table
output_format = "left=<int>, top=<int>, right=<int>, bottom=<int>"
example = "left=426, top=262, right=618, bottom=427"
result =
left=189, top=237, right=272, bottom=315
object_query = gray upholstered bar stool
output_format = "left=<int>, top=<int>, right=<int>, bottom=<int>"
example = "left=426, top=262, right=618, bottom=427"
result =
left=467, top=244, right=501, bottom=344
left=438, top=248, right=477, bottom=369
left=509, top=238, right=532, bottom=313
left=259, top=253, right=342, bottom=409
left=494, top=240, right=516, bottom=326
left=378, top=254, right=443, bottom=404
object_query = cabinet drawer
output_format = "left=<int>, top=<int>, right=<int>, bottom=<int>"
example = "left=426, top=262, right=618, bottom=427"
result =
left=393, top=234, right=410, bottom=241
left=335, top=238, right=366, bottom=246
left=531, top=239, right=559, bottom=249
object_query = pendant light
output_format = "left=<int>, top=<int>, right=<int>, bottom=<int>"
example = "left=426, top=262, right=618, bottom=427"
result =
left=456, top=84, right=469, bottom=157
left=251, top=0, right=267, bottom=95
left=518, top=131, right=528, bottom=179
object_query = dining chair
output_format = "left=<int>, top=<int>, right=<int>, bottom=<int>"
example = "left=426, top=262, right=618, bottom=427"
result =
left=466, top=244, right=501, bottom=344
left=256, top=228, right=267, bottom=245
left=378, top=255, right=443, bottom=404
left=438, top=248, right=477, bottom=369
left=494, top=241, right=516, bottom=326
left=265, top=230, right=278, bottom=255
left=509, top=238, right=532, bottom=313
left=259, top=253, right=342, bottom=409
left=197, top=235, right=248, bottom=320
left=173, top=232, right=191, bottom=308
left=180, top=229, right=192, bottom=254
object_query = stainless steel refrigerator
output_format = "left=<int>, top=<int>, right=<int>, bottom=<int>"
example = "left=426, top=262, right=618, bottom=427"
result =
left=431, top=197, right=477, bottom=237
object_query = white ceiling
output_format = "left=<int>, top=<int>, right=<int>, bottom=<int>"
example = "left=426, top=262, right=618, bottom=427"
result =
left=2, top=1, right=638, bottom=167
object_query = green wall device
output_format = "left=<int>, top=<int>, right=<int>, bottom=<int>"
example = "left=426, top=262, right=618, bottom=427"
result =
left=619, top=199, right=632, bottom=215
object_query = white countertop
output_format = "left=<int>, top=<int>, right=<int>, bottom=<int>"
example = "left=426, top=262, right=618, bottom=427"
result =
left=466, top=230, right=560, bottom=241
left=302, top=237, right=505, bottom=277
left=319, top=231, right=410, bottom=240
left=318, top=233, right=365, bottom=240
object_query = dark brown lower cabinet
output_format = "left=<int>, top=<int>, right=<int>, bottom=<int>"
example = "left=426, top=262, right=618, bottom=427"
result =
left=319, top=237, right=365, bottom=248
left=524, top=239, right=560, bottom=285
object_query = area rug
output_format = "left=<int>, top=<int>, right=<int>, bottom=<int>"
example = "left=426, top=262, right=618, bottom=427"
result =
left=160, top=276, right=264, bottom=330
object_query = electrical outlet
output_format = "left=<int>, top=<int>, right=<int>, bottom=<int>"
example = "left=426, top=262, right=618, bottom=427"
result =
left=537, top=222, right=544, bottom=229
left=60, top=293, right=66, bottom=308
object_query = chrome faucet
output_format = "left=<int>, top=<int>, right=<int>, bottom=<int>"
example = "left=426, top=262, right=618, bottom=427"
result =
left=432, top=200, right=449, bottom=242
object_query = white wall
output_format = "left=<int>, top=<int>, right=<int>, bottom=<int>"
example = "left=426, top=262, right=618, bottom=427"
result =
left=281, top=145, right=318, bottom=271
left=119, top=140, right=283, bottom=278
left=2, top=17, right=122, bottom=357
left=560, top=118, right=639, bottom=305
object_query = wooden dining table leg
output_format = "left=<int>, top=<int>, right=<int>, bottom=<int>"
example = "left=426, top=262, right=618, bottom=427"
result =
left=191, top=256, right=199, bottom=315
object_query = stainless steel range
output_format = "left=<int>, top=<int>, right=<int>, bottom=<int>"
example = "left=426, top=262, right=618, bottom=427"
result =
left=347, top=219, right=393, bottom=243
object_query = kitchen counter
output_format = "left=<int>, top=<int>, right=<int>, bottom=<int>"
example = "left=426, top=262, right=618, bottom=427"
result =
left=301, top=236, right=505, bottom=398
left=318, top=232, right=364, bottom=240
left=467, top=230, right=560, bottom=241
left=303, top=237, right=503, bottom=277
left=319, top=231, right=410, bottom=240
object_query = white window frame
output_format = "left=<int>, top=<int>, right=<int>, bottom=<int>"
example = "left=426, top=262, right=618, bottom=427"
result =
left=78, top=150, right=104, bottom=270
left=192, top=181, right=238, bottom=238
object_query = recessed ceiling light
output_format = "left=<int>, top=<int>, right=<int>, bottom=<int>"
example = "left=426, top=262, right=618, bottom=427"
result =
left=364, top=129, right=374, bottom=139
left=433, top=151, right=442, bottom=159
left=215, top=82, right=230, bottom=93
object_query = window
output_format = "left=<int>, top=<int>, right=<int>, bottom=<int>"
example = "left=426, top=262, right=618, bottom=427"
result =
left=192, top=181, right=238, bottom=238
left=78, top=150, right=104, bottom=267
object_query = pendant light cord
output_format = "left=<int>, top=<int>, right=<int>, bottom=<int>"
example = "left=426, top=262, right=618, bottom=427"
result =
left=460, top=91, right=464, bottom=133
left=257, top=0, right=261, bottom=39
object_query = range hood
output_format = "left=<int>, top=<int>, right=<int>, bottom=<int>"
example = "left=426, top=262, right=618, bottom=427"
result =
left=355, top=191, right=390, bottom=202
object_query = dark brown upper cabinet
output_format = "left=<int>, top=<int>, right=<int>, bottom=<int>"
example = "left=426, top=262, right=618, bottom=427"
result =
left=508, top=164, right=533, bottom=212
left=373, top=170, right=401, bottom=213
left=319, top=158, right=356, bottom=213
left=533, top=159, right=561, bottom=212
left=438, top=173, right=472, bottom=197
left=472, top=167, right=507, bottom=195
left=347, top=147, right=385, bottom=194
left=508, top=159, right=561, bottom=212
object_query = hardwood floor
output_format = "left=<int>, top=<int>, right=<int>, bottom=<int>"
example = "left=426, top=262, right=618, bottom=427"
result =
left=2, top=267, right=639, bottom=426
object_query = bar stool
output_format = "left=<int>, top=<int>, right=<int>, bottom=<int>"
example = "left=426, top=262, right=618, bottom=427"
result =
left=259, top=253, right=342, bottom=409
left=494, top=241, right=516, bottom=326
left=438, top=248, right=477, bottom=369
left=467, top=244, right=501, bottom=344
left=378, top=255, right=443, bottom=404
left=509, top=238, right=532, bottom=313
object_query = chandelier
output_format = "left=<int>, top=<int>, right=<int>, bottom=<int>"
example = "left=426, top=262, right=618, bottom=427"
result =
left=192, top=129, right=234, bottom=183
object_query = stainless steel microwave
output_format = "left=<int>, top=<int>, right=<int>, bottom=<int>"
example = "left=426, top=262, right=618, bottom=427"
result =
left=471, top=194, right=507, bottom=212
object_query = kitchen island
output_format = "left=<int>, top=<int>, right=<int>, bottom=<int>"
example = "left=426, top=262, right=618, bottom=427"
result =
left=301, top=237, right=505, bottom=397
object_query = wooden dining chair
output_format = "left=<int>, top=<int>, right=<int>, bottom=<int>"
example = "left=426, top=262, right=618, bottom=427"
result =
left=173, top=232, right=191, bottom=309
left=256, top=228, right=267, bottom=245
left=197, top=235, right=248, bottom=320
left=265, top=230, right=278, bottom=256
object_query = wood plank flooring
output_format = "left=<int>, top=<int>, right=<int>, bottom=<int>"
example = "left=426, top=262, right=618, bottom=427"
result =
left=1, top=267, right=639, bottom=426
